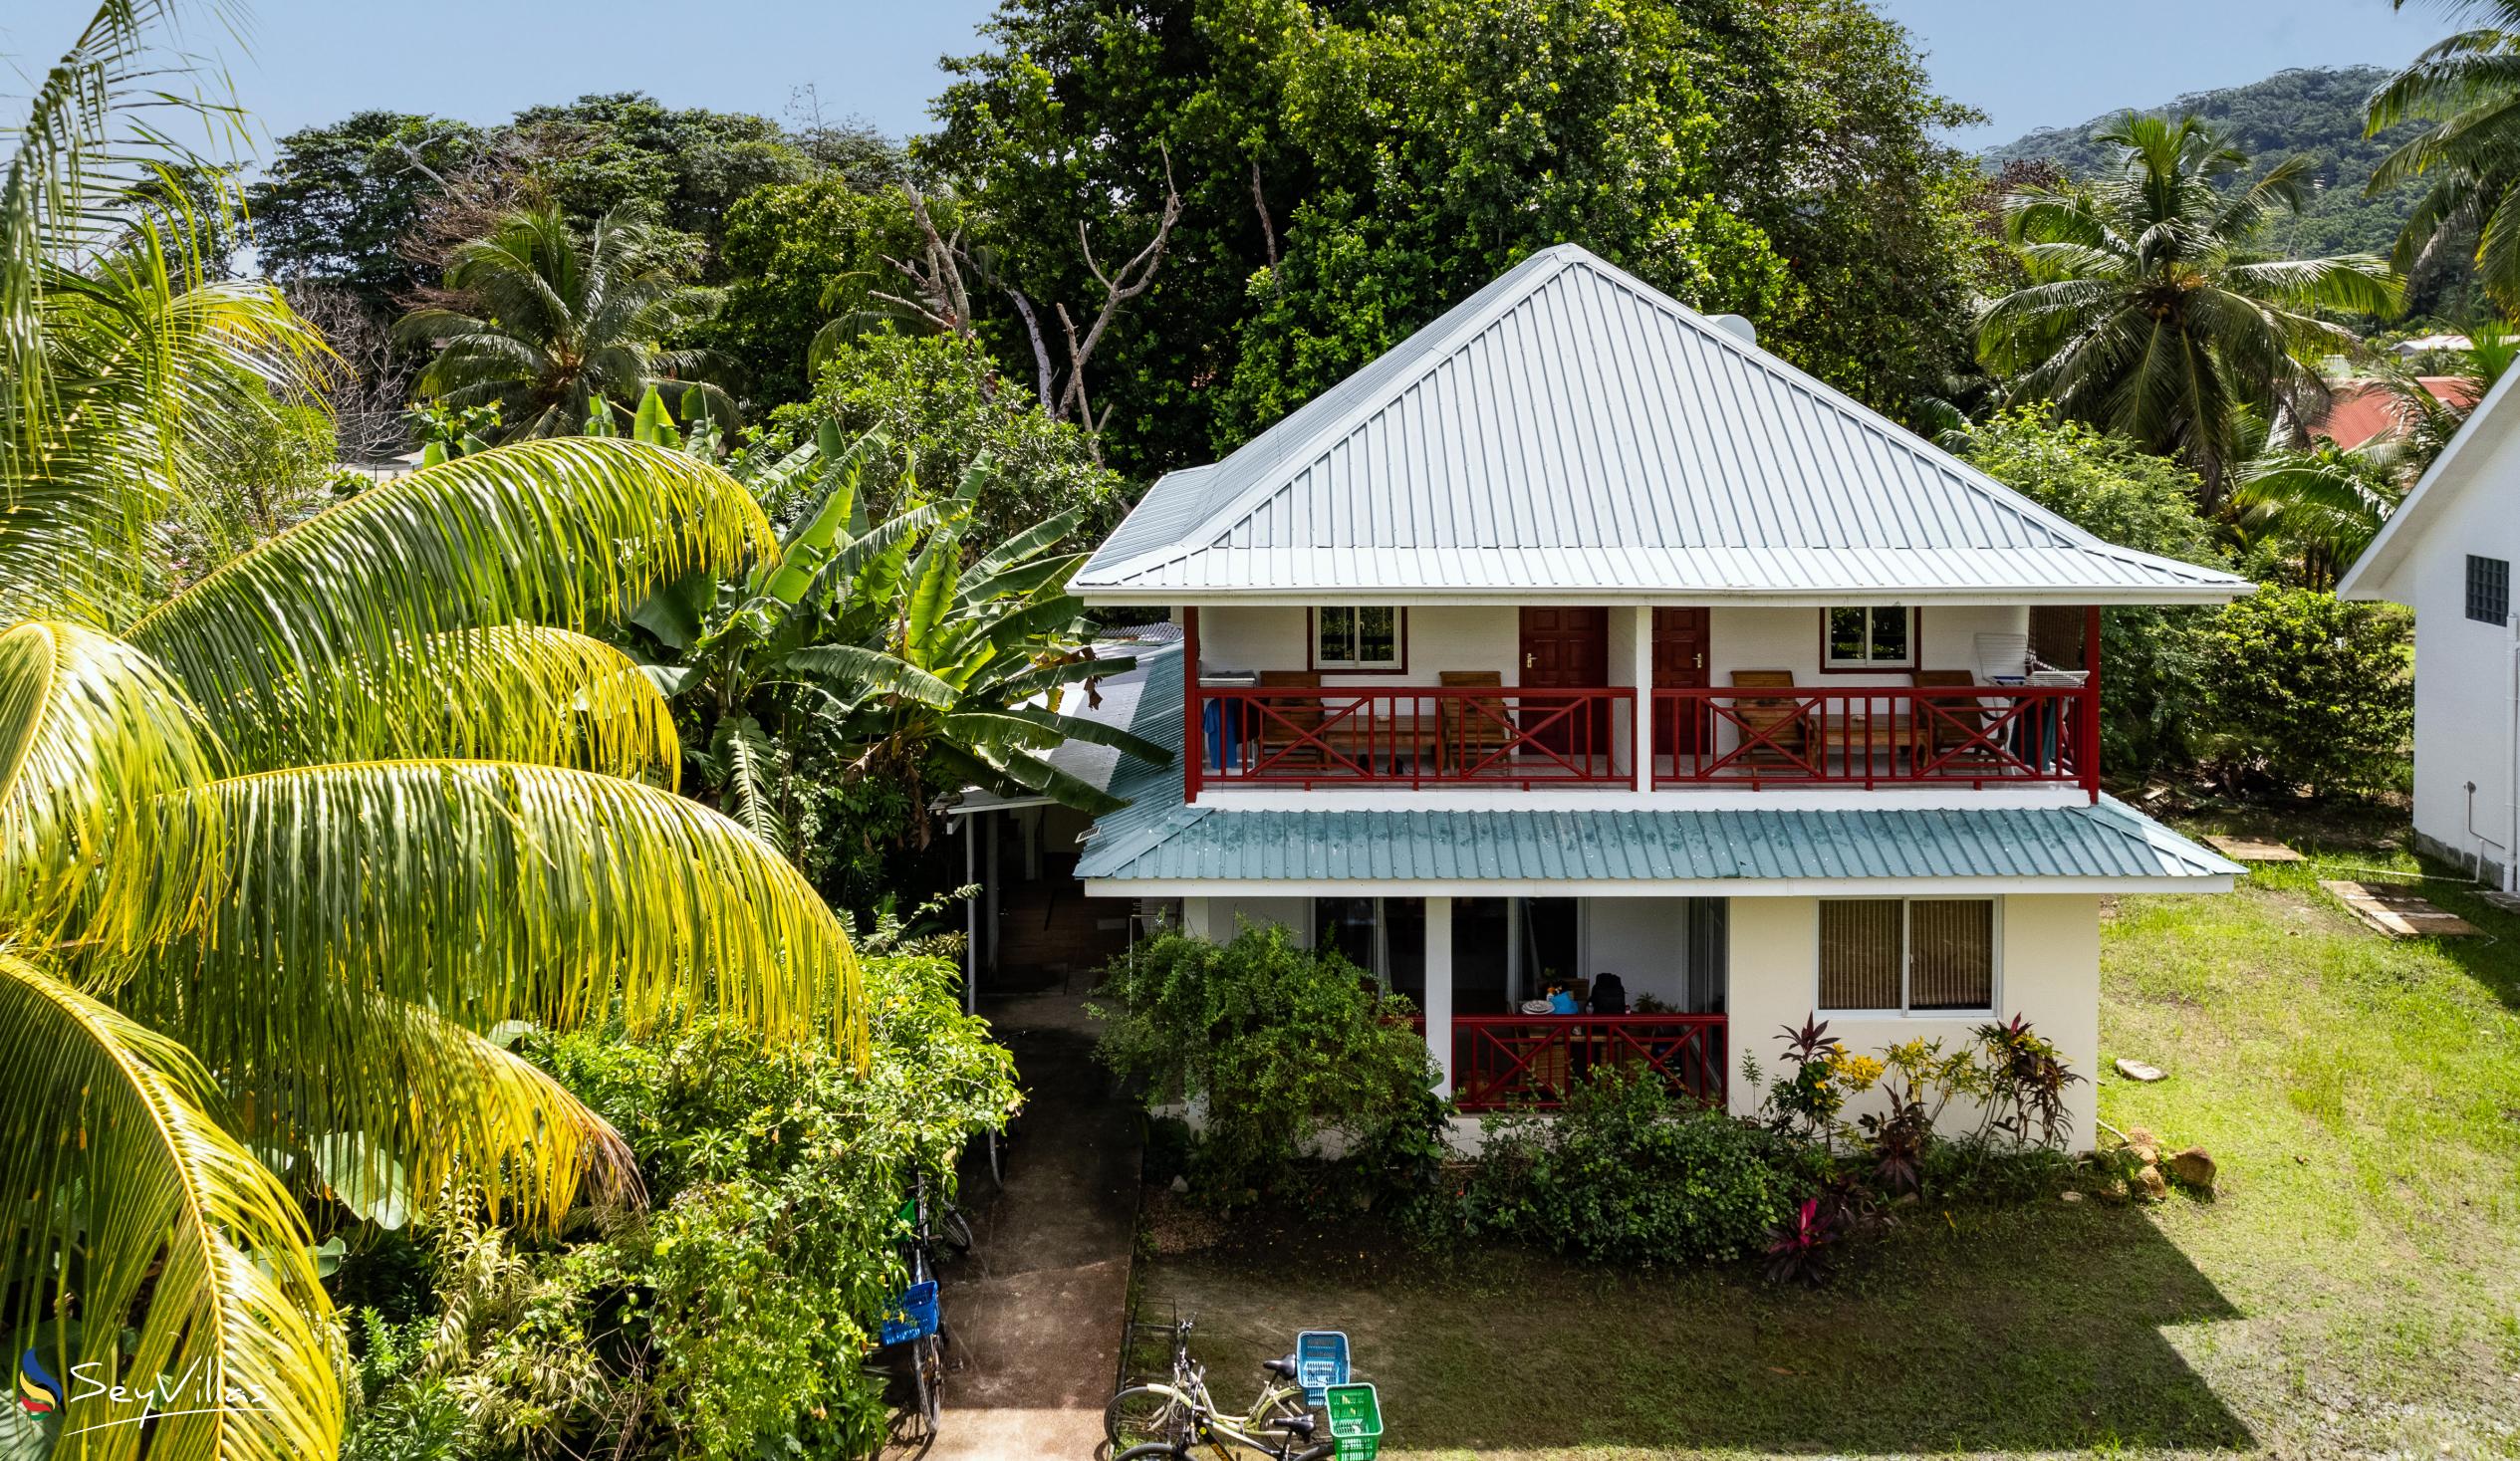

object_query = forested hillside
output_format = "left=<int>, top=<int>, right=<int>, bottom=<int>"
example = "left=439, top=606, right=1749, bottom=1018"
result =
left=1987, top=65, right=2471, bottom=317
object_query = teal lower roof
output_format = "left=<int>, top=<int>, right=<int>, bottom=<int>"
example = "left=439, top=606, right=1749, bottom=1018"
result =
left=1071, top=645, right=2238, bottom=887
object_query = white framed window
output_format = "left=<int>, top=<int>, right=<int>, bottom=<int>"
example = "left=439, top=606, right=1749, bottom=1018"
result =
left=1823, top=606, right=1916, bottom=670
left=1817, top=898, right=1997, bottom=1015
left=1312, top=606, right=1405, bottom=671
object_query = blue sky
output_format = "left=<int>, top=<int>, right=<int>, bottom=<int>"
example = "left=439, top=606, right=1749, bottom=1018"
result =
left=0, top=1, right=2450, bottom=153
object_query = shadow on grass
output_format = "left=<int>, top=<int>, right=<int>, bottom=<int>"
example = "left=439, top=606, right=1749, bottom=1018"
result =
left=1147, top=1200, right=2252, bottom=1455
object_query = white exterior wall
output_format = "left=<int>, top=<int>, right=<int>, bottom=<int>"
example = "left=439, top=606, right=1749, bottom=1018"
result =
left=1194, top=603, right=2029, bottom=688
left=1179, top=891, right=2102, bottom=1145
left=2395, top=480, right=2520, bottom=884
left=1196, top=605, right=1525, bottom=687
left=1723, top=894, right=2100, bottom=1145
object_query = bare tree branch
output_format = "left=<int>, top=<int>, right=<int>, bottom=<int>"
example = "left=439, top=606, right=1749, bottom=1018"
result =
left=1050, top=146, right=1183, bottom=449
left=1250, top=157, right=1280, bottom=276
left=1003, top=287, right=1057, bottom=410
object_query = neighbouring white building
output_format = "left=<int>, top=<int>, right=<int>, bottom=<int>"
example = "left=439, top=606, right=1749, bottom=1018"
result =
left=972, top=245, right=2251, bottom=1143
left=2339, top=368, right=2520, bottom=890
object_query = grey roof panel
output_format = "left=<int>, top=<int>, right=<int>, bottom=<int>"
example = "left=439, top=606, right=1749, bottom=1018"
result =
left=1075, top=245, right=2250, bottom=602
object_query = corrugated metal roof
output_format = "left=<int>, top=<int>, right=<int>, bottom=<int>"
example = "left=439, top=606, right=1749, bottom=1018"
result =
left=1075, top=244, right=2249, bottom=605
left=947, top=633, right=1177, bottom=814
left=1073, top=648, right=2241, bottom=885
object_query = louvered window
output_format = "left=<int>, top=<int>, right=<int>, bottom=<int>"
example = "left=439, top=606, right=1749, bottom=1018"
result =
left=1818, top=899, right=1996, bottom=1014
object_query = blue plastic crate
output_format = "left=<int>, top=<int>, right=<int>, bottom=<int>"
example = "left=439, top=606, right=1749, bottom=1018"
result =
left=1295, top=1331, right=1350, bottom=1406
left=879, top=1281, right=938, bottom=1345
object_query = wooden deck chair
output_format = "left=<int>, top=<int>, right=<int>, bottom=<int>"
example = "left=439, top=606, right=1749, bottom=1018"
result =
left=1438, top=669, right=1506, bottom=765
left=1254, top=670, right=1327, bottom=767
left=1910, top=668, right=1991, bottom=763
left=1727, top=669, right=1807, bottom=762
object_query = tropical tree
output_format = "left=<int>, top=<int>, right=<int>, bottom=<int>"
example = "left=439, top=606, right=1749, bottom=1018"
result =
left=2368, top=0, right=2520, bottom=312
left=2229, top=443, right=2409, bottom=588
left=638, top=423, right=1167, bottom=870
left=2231, top=322, right=2515, bottom=584
left=397, top=203, right=734, bottom=441
left=1, top=8, right=864, bottom=1457
left=1978, top=114, right=2401, bottom=503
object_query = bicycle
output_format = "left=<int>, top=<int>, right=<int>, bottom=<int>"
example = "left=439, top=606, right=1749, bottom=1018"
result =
left=866, top=1168, right=973, bottom=1440
left=1106, top=1317, right=1320, bottom=1457
left=978, top=1098, right=1022, bottom=1189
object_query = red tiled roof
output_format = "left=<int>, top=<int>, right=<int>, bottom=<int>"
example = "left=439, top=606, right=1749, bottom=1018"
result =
left=2307, top=377, right=2480, bottom=451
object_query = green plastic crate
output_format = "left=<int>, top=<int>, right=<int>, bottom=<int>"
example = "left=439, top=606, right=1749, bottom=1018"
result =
left=1325, top=1382, right=1382, bottom=1461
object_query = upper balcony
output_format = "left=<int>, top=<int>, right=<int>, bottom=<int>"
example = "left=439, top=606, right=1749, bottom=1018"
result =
left=1180, top=602, right=2102, bottom=801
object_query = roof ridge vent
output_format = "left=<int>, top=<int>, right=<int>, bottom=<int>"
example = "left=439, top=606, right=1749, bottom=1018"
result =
left=1706, top=314, right=1758, bottom=348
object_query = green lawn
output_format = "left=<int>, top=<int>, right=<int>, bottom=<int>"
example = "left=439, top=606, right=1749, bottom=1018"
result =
left=1135, top=815, right=2520, bottom=1458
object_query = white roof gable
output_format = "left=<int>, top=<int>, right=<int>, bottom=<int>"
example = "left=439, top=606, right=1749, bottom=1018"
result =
left=2338, top=362, right=2520, bottom=603
left=1074, top=245, right=2248, bottom=606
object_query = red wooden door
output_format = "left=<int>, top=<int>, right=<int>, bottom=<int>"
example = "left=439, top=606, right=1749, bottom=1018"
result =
left=1518, top=608, right=1610, bottom=755
left=1653, top=608, right=1711, bottom=758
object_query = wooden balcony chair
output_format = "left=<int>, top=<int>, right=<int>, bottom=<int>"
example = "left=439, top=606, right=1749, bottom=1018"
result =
left=1254, top=670, right=1327, bottom=767
left=1910, top=668, right=1993, bottom=766
left=1726, top=669, right=1807, bottom=764
left=1437, top=669, right=1506, bottom=769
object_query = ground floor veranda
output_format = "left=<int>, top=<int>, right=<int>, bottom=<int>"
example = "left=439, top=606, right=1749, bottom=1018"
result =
left=1162, top=889, right=2104, bottom=1138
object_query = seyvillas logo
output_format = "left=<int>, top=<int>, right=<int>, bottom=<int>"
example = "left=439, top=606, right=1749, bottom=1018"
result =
left=16, top=1358, right=271, bottom=1436
left=16, top=1350, right=62, bottom=1415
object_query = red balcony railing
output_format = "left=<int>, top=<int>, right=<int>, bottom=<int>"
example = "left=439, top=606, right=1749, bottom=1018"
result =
left=1450, top=1014, right=1727, bottom=1111
left=1194, top=685, right=1635, bottom=789
left=1649, top=684, right=2098, bottom=794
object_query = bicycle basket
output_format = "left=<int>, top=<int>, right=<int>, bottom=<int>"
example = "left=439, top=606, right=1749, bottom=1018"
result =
left=1324, top=1382, right=1382, bottom=1461
left=878, top=1281, right=939, bottom=1346
left=1294, top=1330, right=1351, bottom=1406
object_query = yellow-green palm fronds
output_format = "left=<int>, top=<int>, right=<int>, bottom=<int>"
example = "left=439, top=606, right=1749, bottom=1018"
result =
left=0, top=949, right=341, bottom=1461
left=127, top=439, right=772, bottom=732
left=120, top=759, right=867, bottom=1072
left=287, top=991, right=641, bottom=1234
left=0, top=620, right=225, bottom=952
left=230, top=624, right=682, bottom=784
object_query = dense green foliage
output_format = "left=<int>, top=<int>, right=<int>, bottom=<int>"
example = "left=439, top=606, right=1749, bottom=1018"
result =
left=703, top=178, right=917, bottom=407
left=1095, top=926, right=1448, bottom=1205
left=338, top=950, right=1015, bottom=1461
left=639, top=422, right=1153, bottom=910
left=507, top=94, right=812, bottom=253
left=1959, top=412, right=2229, bottom=778
left=2196, top=587, right=2413, bottom=801
left=1461, top=1070, right=1806, bottom=1266
left=926, top=0, right=1989, bottom=476
left=752, top=336, right=1129, bottom=548
left=247, top=113, right=488, bottom=307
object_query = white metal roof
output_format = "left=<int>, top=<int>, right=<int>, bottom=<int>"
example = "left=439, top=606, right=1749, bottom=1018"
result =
left=1074, top=245, right=2249, bottom=607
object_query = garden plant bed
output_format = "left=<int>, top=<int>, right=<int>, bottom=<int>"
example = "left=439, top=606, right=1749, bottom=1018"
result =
left=1136, top=817, right=2520, bottom=1459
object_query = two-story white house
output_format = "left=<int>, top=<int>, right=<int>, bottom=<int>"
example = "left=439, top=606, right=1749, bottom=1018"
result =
left=1052, top=245, right=2248, bottom=1142
left=2338, top=369, right=2520, bottom=892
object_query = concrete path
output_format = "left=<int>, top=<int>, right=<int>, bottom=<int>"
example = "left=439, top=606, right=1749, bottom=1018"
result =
left=903, top=988, right=1138, bottom=1461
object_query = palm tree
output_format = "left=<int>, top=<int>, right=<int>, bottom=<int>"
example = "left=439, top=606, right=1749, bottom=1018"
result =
left=2229, top=443, right=2409, bottom=588
left=2231, top=321, right=2515, bottom=583
left=2368, top=1, right=2520, bottom=311
left=2, top=9, right=863, bottom=1457
left=397, top=204, right=735, bottom=442
left=1979, top=114, right=2401, bottom=503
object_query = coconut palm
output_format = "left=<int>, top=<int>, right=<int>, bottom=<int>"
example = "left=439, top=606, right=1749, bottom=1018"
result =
left=1979, top=114, right=2401, bottom=503
left=1, top=9, right=863, bottom=1459
left=397, top=203, right=735, bottom=442
left=2368, top=1, right=2520, bottom=311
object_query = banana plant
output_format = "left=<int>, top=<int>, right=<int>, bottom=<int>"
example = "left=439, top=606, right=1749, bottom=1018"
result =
left=635, top=421, right=1169, bottom=854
